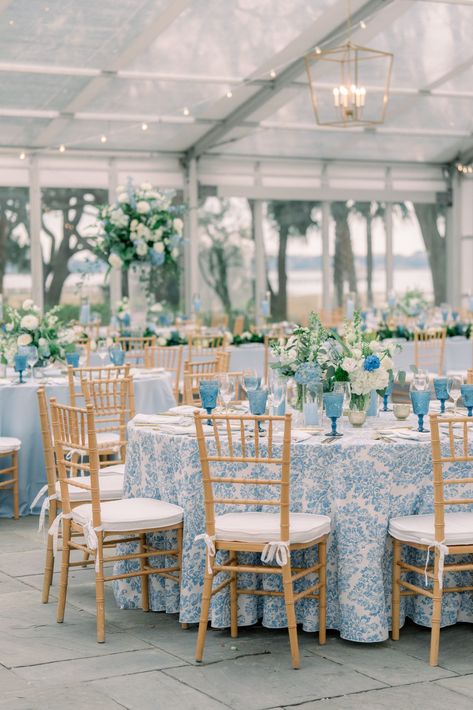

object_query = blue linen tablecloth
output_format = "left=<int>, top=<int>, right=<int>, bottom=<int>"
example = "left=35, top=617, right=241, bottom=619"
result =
left=112, top=414, right=473, bottom=642
left=0, top=373, right=175, bottom=517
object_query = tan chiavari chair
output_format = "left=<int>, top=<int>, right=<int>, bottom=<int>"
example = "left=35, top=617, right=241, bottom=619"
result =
left=233, top=314, right=244, bottom=336
left=36, top=388, right=124, bottom=604
left=264, top=334, right=288, bottom=385
left=188, top=334, right=226, bottom=363
left=467, top=369, right=473, bottom=385
left=182, top=360, right=219, bottom=405
left=116, top=336, right=157, bottom=367
left=390, top=413, right=473, bottom=666
left=216, top=351, right=230, bottom=373
left=210, top=313, right=229, bottom=329
left=0, top=438, right=21, bottom=519
left=413, top=328, right=446, bottom=376
left=49, top=398, right=184, bottom=642
left=143, top=345, right=183, bottom=402
left=67, top=364, right=131, bottom=408
left=193, top=412, right=330, bottom=669
left=183, top=371, right=244, bottom=407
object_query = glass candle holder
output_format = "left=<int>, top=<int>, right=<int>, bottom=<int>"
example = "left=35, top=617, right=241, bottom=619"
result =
left=109, top=348, right=126, bottom=366
left=65, top=351, right=80, bottom=368
left=199, top=380, right=219, bottom=424
left=461, top=384, right=473, bottom=417
left=13, top=354, right=27, bottom=384
left=323, top=392, right=344, bottom=437
left=410, top=390, right=431, bottom=432
left=248, top=388, right=268, bottom=431
left=433, top=377, right=451, bottom=414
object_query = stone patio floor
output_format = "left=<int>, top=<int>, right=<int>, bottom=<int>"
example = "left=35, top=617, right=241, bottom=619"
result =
left=2, top=516, right=473, bottom=709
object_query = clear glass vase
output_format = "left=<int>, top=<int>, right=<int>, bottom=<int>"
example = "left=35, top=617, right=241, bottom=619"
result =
left=127, top=262, right=151, bottom=332
left=302, top=383, right=323, bottom=428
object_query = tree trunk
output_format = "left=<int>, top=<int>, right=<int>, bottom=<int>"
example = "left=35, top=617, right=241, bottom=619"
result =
left=412, top=203, right=447, bottom=305
left=0, top=216, right=8, bottom=296
left=366, top=213, right=373, bottom=306
left=332, top=202, right=357, bottom=307
left=273, top=227, right=288, bottom=320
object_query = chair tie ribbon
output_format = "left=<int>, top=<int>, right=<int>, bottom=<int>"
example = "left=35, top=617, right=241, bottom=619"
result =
left=48, top=512, right=73, bottom=558
left=420, top=538, right=449, bottom=589
left=261, top=541, right=290, bottom=567
left=30, top=485, right=59, bottom=533
left=195, top=533, right=216, bottom=574
left=82, top=520, right=104, bottom=571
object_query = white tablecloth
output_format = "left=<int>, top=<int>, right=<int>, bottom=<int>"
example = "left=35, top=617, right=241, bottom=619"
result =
left=0, top=373, right=175, bottom=517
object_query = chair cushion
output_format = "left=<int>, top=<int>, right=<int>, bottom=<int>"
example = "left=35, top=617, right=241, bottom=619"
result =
left=0, top=436, right=21, bottom=453
left=215, top=512, right=331, bottom=545
left=99, top=463, right=125, bottom=476
left=390, top=512, right=473, bottom=546
left=96, top=431, right=121, bottom=449
left=72, top=497, right=183, bottom=532
left=57, top=474, right=124, bottom=502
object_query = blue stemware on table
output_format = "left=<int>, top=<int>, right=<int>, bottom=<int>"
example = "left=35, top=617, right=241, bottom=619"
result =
left=199, top=380, right=219, bottom=424
left=381, top=380, right=394, bottom=412
left=323, top=392, right=344, bottom=437
left=109, top=347, right=126, bottom=366
left=244, top=375, right=261, bottom=392
left=410, top=390, right=431, bottom=432
left=433, top=377, right=451, bottom=414
left=461, top=384, right=473, bottom=417
left=13, top=354, right=27, bottom=384
left=65, top=351, right=80, bottom=368
left=248, top=388, right=268, bottom=431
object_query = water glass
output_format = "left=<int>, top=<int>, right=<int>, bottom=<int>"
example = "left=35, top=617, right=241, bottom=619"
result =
left=410, top=390, right=431, bottom=432
left=248, top=388, right=268, bottom=431
left=65, top=351, right=80, bottom=368
left=333, top=381, right=351, bottom=413
left=199, top=380, right=219, bottom=423
left=109, top=347, right=125, bottom=366
left=268, top=374, right=286, bottom=416
left=13, top=354, right=27, bottom=384
left=323, top=392, right=344, bottom=437
left=461, top=384, right=473, bottom=417
left=450, top=375, right=463, bottom=415
left=19, top=345, right=38, bottom=380
left=433, top=377, right=451, bottom=414
left=243, top=368, right=261, bottom=393
left=219, top=373, right=235, bottom=412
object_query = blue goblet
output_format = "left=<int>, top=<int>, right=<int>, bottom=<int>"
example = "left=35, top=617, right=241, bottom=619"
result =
left=323, top=392, right=344, bottom=437
left=109, top=348, right=125, bottom=366
left=461, top=384, right=473, bottom=417
left=381, top=381, right=393, bottom=412
left=199, top=380, right=219, bottom=424
left=434, top=377, right=451, bottom=414
left=244, top=376, right=261, bottom=392
left=410, top=390, right=431, bottom=432
left=65, top=351, right=80, bottom=368
left=248, top=388, right=268, bottom=431
left=13, top=354, right=27, bottom=384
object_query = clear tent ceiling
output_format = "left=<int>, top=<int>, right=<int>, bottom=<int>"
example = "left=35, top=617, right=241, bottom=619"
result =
left=1, top=0, right=473, bottom=164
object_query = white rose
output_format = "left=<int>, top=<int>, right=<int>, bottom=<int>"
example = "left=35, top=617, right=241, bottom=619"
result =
left=369, top=340, right=383, bottom=353
left=22, top=299, right=34, bottom=310
left=381, top=356, right=393, bottom=370
left=153, top=242, right=164, bottom=253
left=136, top=200, right=151, bottom=214
left=5, top=323, right=13, bottom=332
left=17, top=333, right=32, bottom=346
left=135, top=240, right=148, bottom=256
left=140, top=182, right=152, bottom=191
left=342, top=357, right=358, bottom=373
left=38, top=337, right=47, bottom=347
left=130, top=219, right=139, bottom=231
left=20, top=314, right=39, bottom=330
left=157, top=336, right=167, bottom=346
left=173, top=218, right=184, bottom=233
left=351, top=348, right=362, bottom=359
left=116, top=185, right=125, bottom=193
left=136, top=224, right=151, bottom=240
left=118, top=193, right=129, bottom=204
left=150, top=303, right=163, bottom=313
left=108, top=253, right=123, bottom=269
left=171, top=247, right=179, bottom=259
left=152, top=227, right=163, bottom=241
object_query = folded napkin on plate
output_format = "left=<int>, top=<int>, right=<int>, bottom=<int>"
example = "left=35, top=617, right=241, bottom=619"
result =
left=168, top=405, right=201, bottom=416
left=131, top=367, right=165, bottom=378
left=133, top=413, right=191, bottom=427
left=376, top=428, right=428, bottom=441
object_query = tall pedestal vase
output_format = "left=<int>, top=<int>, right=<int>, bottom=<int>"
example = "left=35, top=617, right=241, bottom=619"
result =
left=127, top=262, right=151, bottom=332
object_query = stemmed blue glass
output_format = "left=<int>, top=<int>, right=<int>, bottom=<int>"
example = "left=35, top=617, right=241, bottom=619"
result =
left=199, top=380, right=219, bottom=424
left=248, top=389, right=268, bottom=431
left=243, top=368, right=261, bottom=393
left=13, top=354, right=27, bottom=384
left=381, top=380, right=393, bottom=412
left=410, top=391, right=431, bottom=432
left=109, top=347, right=125, bottom=366
left=433, top=377, right=451, bottom=414
left=66, top=351, right=80, bottom=368
left=461, top=384, right=473, bottom=417
left=323, top=392, right=344, bottom=437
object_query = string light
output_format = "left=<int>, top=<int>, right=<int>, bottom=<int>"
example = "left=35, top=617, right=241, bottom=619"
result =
left=19, top=152, right=26, bottom=160
left=100, top=134, right=107, bottom=143
left=8, top=20, right=14, bottom=26
left=183, top=107, right=190, bottom=116
left=269, top=69, right=276, bottom=79
left=141, top=122, right=148, bottom=131
left=456, top=162, right=473, bottom=174
left=315, top=46, right=322, bottom=54
left=59, top=144, right=66, bottom=153
left=226, top=90, right=233, bottom=98
left=360, top=20, right=367, bottom=28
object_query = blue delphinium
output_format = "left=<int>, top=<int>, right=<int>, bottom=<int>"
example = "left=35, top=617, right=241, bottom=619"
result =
left=363, top=354, right=381, bottom=372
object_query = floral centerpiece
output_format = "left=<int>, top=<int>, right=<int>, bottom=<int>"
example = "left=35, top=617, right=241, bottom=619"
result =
left=94, top=182, right=184, bottom=272
left=0, top=300, right=79, bottom=365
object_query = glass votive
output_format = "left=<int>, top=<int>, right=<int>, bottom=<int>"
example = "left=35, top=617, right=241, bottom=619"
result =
left=393, top=403, right=410, bottom=420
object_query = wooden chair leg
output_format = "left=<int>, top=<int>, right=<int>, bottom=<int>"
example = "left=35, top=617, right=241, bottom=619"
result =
left=229, top=550, right=238, bottom=639
left=430, top=552, right=443, bottom=666
left=195, top=553, right=214, bottom=662
left=56, top=518, right=71, bottom=623
left=139, top=533, right=149, bottom=612
left=41, top=502, right=57, bottom=604
left=95, top=532, right=106, bottom=643
left=391, top=538, right=401, bottom=641
left=176, top=526, right=188, bottom=629
left=282, top=559, right=300, bottom=670
left=12, top=452, right=19, bottom=520
left=318, top=539, right=327, bottom=645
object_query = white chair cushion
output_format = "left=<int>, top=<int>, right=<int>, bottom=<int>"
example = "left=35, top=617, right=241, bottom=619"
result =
left=0, top=436, right=21, bottom=453
left=215, top=512, right=331, bottom=545
left=96, top=431, right=121, bottom=449
left=57, top=474, right=124, bottom=502
left=390, top=511, right=473, bottom=546
left=99, top=463, right=125, bottom=476
left=72, top=497, right=183, bottom=532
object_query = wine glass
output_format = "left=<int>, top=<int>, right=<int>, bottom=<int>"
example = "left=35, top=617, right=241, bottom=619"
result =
left=219, top=373, right=235, bottom=413
left=268, top=373, right=286, bottom=416
left=243, top=368, right=260, bottom=393
left=450, top=375, right=463, bottom=415
left=333, top=381, right=351, bottom=413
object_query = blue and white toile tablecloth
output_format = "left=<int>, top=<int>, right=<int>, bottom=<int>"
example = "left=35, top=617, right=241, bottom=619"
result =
left=112, top=414, right=473, bottom=642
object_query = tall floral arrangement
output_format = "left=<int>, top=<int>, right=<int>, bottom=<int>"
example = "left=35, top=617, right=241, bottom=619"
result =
left=270, top=312, right=327, bottom=381
left=94, top=182, right=184, bottom=271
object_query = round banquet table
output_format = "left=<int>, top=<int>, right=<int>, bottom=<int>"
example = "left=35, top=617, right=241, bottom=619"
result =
left=0, top=372, right=175, bottom=517
left=112, top=412, right=473, bottom=642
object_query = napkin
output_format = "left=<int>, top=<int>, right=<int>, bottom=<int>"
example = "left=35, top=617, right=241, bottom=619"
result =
left=168, top=405, right=201, bottom=416
left=133, top=414, right=191, bottom=427
left=131, top=367, right=165, bottom=378
left=376, top=428, right=428, bottom=441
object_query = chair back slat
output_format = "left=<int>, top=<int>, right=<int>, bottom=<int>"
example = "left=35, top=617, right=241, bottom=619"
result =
left=183, top=370, right=243, bottom=406
left=37, top=387, right=58, bottom=495
left=414, top=328, right=446, bottom=375
left=116, top=336, right=156, bottom=367
left=194, top=412, right=291, bottom=540
left=188, top=334, right=226, bottom=363
left=467, top=369, right=473, bottom=385
left=144, top=345, right=182, bottom=401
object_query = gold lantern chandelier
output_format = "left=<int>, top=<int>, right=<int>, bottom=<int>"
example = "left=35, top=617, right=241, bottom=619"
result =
left=304, top=3, right=393, bottom=128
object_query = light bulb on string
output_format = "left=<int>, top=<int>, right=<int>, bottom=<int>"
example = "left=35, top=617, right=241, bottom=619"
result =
left=141, top=122, right=148, bottom=131
left=360, top=20, right=367, bottom=29
left=100, top=134, right=107, bottom=143
left=183, top=107, right=190, bottom=116
left=269, top=69, right=276, bottom=79
left=19, top=152, right=26, bottom=160
left=226, top=89, right=233, bottom=98
left=59, top=144, right=66, bottom=153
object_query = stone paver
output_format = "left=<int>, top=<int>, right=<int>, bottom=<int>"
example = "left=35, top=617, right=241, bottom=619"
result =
left=2, top=515, right=473, bottom=710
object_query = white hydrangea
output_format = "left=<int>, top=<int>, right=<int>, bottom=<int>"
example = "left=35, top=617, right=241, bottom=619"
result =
left=130, top=219, right=139, bottom=231
left=136, top=200, right=151, bottom=214
left=153, top=242, right=164, bottom=253
left=342, top=357, right=359, bottom=373
left=109, top=208, right=129, bottom=228
left=173, top=217, right=184, bottom=233
left=22, top=299, right=34, bottom=310
left=117, top=193, right=129, bottom=204
left=135, top=240, right=148, bottom=256
left=136, top=224, right=152, bottom=240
